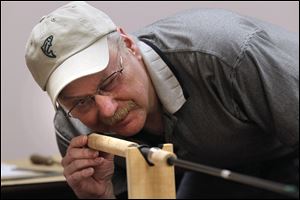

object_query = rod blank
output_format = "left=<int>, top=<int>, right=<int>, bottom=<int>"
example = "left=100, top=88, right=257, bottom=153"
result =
left=167, top=157, right=299, bottom=198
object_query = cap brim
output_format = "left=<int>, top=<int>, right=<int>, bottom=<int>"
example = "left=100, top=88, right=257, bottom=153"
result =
left=46, top=36, right=109, bottom=107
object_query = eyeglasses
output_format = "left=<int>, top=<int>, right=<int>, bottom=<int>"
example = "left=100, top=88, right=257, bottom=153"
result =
left=66, top=56, right=124, bottom=118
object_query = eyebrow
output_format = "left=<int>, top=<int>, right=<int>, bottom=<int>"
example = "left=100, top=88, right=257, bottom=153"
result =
left=59, top=94, right=92, bottom=102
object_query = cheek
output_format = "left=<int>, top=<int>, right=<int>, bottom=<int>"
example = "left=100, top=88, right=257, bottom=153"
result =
left=124, top=81, right=149, bottom=109
left=120, top=59, right=152, bottom=108
left=77, top=112, right=99, bottom=131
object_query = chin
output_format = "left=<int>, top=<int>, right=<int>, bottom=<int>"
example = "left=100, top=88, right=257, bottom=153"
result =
left=113, top=117, right=145, bottom=137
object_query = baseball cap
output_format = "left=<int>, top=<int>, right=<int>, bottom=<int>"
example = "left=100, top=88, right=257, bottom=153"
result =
left=25, top=1, right=117, bottom=107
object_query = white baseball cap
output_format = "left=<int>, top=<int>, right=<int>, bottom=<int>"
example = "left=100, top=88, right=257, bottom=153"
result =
left=25, top=1, right=117, bottom=107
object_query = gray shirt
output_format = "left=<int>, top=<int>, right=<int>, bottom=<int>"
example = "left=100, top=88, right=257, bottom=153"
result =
left=133, top=8, right=298, bottom=166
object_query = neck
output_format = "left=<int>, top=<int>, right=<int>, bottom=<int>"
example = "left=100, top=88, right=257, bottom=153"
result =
left=144, top=93, right=164, bottom=136
left=139, top=53, right=164, bottom=136
left=144, top=110, right=164, bottom=136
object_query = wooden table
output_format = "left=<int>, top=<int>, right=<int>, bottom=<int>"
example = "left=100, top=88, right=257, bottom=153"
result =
left=1, top=155, right=76, bottom=199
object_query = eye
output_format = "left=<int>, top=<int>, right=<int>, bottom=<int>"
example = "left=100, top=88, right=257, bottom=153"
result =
left=68, top=96, right=95, bottom=117
left=76, top=98, right=88, bottom=107
left=75, top=96, right=94, bottom=109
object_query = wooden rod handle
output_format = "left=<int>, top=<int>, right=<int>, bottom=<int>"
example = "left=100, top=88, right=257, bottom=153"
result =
left=87, top=133, right=138, bottom=157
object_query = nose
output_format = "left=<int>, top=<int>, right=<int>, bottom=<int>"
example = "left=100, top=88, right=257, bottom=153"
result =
left=94, top=95, right=118, bottom=118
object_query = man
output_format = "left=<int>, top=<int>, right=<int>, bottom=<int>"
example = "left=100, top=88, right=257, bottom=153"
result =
left=25, top=1, right=298, bottom=199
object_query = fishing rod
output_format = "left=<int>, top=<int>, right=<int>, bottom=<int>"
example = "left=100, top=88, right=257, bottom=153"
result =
left=87, top=133, right=299, bottom=198
left=138, top=146, right=299, bottom=198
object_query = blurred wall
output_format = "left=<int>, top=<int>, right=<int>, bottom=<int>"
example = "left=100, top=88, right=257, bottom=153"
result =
left=1, top=1, right=299, bottom=160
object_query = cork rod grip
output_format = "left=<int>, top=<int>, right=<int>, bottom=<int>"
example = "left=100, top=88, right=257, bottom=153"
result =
left=87, top=133, right=138, bottom=157
left=148, top=147, right=177, bottom=166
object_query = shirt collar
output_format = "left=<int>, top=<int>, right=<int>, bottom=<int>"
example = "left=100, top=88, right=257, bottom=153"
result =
left=138, top=41, right=186, bottom=114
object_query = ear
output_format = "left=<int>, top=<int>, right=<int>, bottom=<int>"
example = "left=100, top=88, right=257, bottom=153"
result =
left=117, top=27, right=141, bottom=58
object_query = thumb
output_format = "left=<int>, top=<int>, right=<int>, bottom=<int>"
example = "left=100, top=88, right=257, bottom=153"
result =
left=98, top=151, right=114, bottom=162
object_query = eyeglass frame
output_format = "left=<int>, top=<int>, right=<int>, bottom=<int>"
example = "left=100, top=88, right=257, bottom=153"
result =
left=64, top=55, right=124, bottom=118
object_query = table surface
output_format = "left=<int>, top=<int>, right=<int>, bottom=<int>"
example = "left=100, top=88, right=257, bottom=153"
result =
left=1, top=155, right=78, bottom=199
left=1, top=154, right=64, bottom=186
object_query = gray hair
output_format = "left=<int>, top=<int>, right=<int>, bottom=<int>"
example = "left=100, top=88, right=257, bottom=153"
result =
left=107, top=31, right=127, bottom=53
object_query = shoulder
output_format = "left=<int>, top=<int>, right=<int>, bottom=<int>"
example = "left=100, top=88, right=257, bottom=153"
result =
left=133, top=8, right=264, bottom=67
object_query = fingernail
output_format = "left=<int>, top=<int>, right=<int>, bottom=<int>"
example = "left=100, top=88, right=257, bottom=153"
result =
left=82, top=136, right=87, bottom=144
left=84, top=168, right=93, bottom=176
left=95, top=157, right=103, bottom=163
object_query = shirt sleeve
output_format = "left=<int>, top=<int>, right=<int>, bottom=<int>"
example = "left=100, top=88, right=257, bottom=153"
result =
left=231, top=29, right=299, bottom=148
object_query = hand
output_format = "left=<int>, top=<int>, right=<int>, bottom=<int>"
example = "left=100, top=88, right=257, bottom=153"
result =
left=61, top=135, right=115, bottom=199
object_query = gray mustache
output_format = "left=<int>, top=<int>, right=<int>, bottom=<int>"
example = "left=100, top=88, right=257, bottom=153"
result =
left=102, top=100, right=136, bottom=126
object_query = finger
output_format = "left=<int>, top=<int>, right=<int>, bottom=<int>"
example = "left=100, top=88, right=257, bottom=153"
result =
left=69, top=135, right=88, bottom=148
left=98, top=152, right=114, bottom=161
left=93, top=158, right=114, bottom=182
left=62, top=148, right=99, bottom=167
left=66, top=167, right=94, bottom=188
left=64, top=158, right=103, bottom=176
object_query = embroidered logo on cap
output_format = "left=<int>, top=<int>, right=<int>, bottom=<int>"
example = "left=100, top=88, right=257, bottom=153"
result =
left=41, top=35, right=56, bottom=58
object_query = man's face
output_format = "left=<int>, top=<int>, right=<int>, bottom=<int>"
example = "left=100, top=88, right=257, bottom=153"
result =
left=58, top=47, right=156, bottom=137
